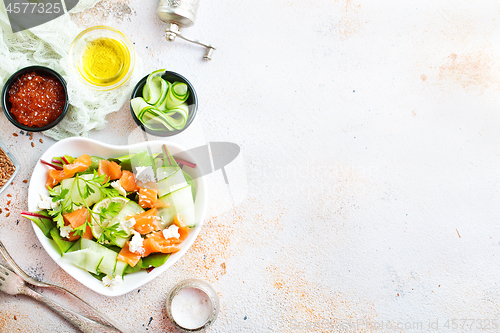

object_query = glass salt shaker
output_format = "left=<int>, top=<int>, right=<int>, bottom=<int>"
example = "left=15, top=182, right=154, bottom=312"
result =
left=166, top=278, right=220, bottom=332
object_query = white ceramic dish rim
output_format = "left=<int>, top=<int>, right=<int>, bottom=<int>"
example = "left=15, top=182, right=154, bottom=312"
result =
left=27, top=137, right=207, bottom=297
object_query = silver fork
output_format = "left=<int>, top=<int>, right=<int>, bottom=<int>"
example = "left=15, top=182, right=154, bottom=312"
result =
left=0, top=263, right=121, bottom=332
left=0, top=240, right=127, bottom=332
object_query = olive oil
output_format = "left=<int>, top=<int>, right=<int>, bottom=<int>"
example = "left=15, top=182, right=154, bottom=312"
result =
left=81, top=37, right=130, bottom=85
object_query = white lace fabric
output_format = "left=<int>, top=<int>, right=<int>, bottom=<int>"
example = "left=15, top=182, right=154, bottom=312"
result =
left=0, top=0, right=141, bottom=140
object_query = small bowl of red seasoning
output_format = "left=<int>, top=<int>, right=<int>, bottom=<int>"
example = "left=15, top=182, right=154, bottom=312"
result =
left=2, top=66, right=68, bottom=132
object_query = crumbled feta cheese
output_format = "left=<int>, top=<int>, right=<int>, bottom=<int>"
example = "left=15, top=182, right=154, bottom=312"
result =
left=120, top=217, right=136, bottom=234
left=163, top=225, right=180, bottom=239
left=59, top=225, right=73, bottom=238
left=102, top=275, right=123, bottom=290
left=135, top=166, right=155, bottom=183
left=38, top=193, right=60, bottom=210
left=129, top=230, right=144, bottom=255
left=111, top=181, right=127, bottom=197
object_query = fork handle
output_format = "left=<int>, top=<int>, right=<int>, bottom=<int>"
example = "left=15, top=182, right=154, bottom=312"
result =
left=0, top=240, right=126, bottom=332
left=21, top=287, right=121, bottom=333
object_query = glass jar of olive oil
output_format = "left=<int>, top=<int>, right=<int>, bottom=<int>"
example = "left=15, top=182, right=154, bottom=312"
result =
left=69, top=26, right=135, bottom=91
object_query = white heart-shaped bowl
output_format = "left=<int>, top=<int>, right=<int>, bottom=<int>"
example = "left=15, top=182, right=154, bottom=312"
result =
left=27, top=138, right=207, bottom=297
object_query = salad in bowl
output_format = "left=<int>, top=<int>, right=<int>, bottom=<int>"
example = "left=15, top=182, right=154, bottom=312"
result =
left=23, top=138, right=206, bottom=296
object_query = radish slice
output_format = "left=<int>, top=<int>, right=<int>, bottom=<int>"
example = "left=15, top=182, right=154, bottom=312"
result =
left=21, top=211, right=53, bottom=220
left=40, top=159, right=63, bottom=170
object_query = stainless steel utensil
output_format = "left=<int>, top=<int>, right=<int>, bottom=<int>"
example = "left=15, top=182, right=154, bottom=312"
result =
left=156, top=0, right=215, bottom=60
left=0, top=263, right=120, bottom=333
left=0, top=240, right=127, bottom=333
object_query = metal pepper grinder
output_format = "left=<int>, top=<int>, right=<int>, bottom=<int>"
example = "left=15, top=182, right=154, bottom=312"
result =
left=157, top=0, right=215, bottom=60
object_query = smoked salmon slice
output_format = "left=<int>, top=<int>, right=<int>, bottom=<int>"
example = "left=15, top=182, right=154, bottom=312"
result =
left=117, top=242, right=142, bottom=267
left=119, top=170, right=137, bottom=192
left=98, top=160, right=122, bottom=182
left=45, top=154, right=93, bottom=188
left=63, top=154, right=92, bottom=176
left=62, top=207, right=92, bottom=241
left=132, top=208, right=161, bottom=235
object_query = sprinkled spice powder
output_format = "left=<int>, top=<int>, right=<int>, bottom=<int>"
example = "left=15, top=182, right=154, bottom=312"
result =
left=0, top=148, right=15, bottom=188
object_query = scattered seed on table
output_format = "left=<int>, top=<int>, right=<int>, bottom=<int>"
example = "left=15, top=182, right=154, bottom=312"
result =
left=12, top=133, right=18, bottom=137
left=0, top=208, right=3, bottom=213
left=23, top=180, right=27, bottom=183
left=5, top=212, right=10, bottom=217
left=7, top=194, right=11, bottom=197
left=7, top=201, right=10, bottom=205
left=5, top=207, right=9, bottom=211
left=39, top=138, right=43, bottom=143
left=31, top=142, right=34, bottom=147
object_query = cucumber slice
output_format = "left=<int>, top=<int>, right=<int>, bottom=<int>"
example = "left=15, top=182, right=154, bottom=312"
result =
left=164, top=103, right=189, bottom=130
left=140, top=108, right=175, bottom=131
left=177, top=204, right=196, bottom=228
left=131, top=97, right=151, bottom=118
left=155, top=81, right=171, bottom=111
left=156, top=166, right=179, bottom=181
left=63, top=249, right=104, bottom=275
left=111, top=201, right=144, bottom=232
left=157, top=168, right=187, bottom=197
left=157, top=204, right=196, bottom=228
left=114, top=260, right=128, bottom=278
left=157, top=185, right=193, bottom=210
left=50, top=227, right=76, bottom=255
left=61, top=174, right=102, bottom=207
left=106, top=200, right=144, bottom=247
left=182, top=171, right=196, bottom=201
left=112, top=200, right=144, bottom=225
left=157, top=185, right=194, bottom=227
left=142, top=69, right=166, bottom=104
left=153, top=78, right=169, bottom=107
left=134, top=101, right=188, bottom=132
left=166, top=82, right=189, bottom=109
left=80, top=239, right=118, bottom=277
left=142, top=253, right=170, bottom=268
